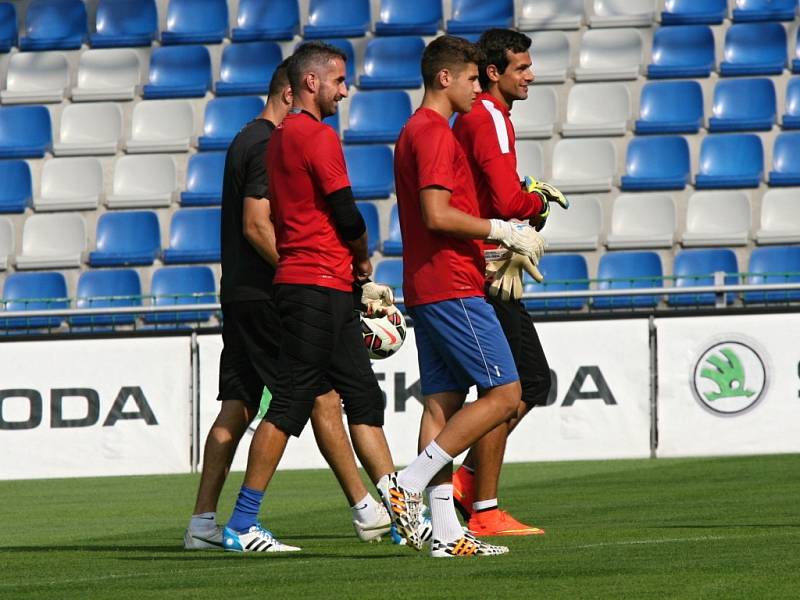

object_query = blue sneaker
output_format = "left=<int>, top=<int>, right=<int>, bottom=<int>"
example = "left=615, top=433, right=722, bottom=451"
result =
left=222, top=524, right=301, bottom=553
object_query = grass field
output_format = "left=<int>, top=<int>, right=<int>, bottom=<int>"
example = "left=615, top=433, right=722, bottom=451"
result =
left=1, top=454, right=799, bottom=599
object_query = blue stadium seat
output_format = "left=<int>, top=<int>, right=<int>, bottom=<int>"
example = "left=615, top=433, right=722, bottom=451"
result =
left=161, top=0, right=228, bottom=45
left=635, top=81, right=704, bottom=134
left=593, top=251, right=663, bottom=309
left=0, top=272, right=68, bottom=329
left=669, top=248, right=738, bottom=306
left=71, top=269, right=142, bottom=326
left=182, top=152, right=225, bottom=206
left=303, top=0, right=370, bottom=39
left=794, top=30, right=800, bottom=73
left=144, top=266, right=216, bottom=324
left=447, top=0, right=513, bottom=34
left=744, top=246, right=800, bottom=304
left=695, top=134, right=763, bottom=189
left=344, top=145, right=394, bottom=199
left=660, top=0, right=726, bottom=24
left=720, top=23, right=787, bottom=76
left=783, top=78, right=800, bottom=128
left=88, top=211, right=161, bottom=267
left=523, top=254, right=589, bottom=312
left=356, top=202, right=379, bottom=255
left=323, top=111, right=340, bottom=135
left=620, top=136, right=691, bottom=191
left=0, top=161, right=32, bottom=213
left=142, top=45, right=212, bottom=99
left=163, top=208, right=221, bottom=264
left=89, top=0, right=158, bottom=48
left=768, top=133, right=800, bottom=186
left=732, top=0, right=796, bottom=22
left=0, top=106, right=52, bottom=158
left=382, top=204, right=402, bottom=256
left=647, top=26, right=715, bottom=79
left=233, top=0, right=299, bottom=41
left=296, top=38, right=356, bottom=86
left=374, top=258, right=404, bottom=312
left=343, top=91, right=411, bottom=144
left=708, top=78, right=776, bottom=132
left=215, top=41, right=283, bottom=96
left=375, top=0, right=441, bottom=36
left=0, top=3, right=18, bottom=52
left=198, top=96, right=265, bottom=151
left=19, top=0, right=86, bottom=51
left=359, top=37, right=424, bottom=90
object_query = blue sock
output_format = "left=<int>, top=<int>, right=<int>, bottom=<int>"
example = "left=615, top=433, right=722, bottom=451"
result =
left=226, top=486, right=265, bottom=533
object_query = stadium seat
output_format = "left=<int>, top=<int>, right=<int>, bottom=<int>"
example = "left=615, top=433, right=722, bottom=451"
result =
left=708, top=78, right=776, bottom=132
left=593, top=251, right=663, bottom=309
left=574, top=29, right=643, bottom=81
left=144, top=266, right=216, bottom=324
left=794, top=31, right=800, bottom=74
left=198, top=96, right=264, bottom=151
left=89, top=211, right=161, bottom=266
left=233, top=0, right=299, bottom=41
left=588, top=0, right=655, bottom=28
left=107, top=155, right=177, bottom=209
left=783, top=78, right=800, bottom=128
left=19, top=0, right=86, bottom=51
left=143, top=45, right=212, bottom=99
left=561, top=83, right=630, bottom=137
left=769, top=132, right=800, bottom=186
left=356, top=202, right=380, bottom=255
left=756, top=189, right=800, bottom=244
left=0, top=3, right=17, bottom=52
left=540, top=195, right=602, bottom=251
left=513, top=87, right=558, bottom=139
left=519, top=0, right=583, bottom=30
left=126, top=100, right=195, bottom=154
left=0, top=271, right=68, bottom=329
left=0, top=105, right=51, bottom=158
left=695, top=134, right=763, bottom=189
left=16, top=213, right=87, bottom=269
left=446, top=0, right=513, bottom=34
left=1, top=51, right=69, bottom=104
left=382, top=204, right=402, bottom=256
left=161, top=0, right=227, bottom=45
left=54, top=103, right=123, bottom=156
left=606, top=193, right=677, bottom=249
left=90, top=0, right=158, bottom=48
left=0, top=217, right=13, bottom=269
left=528, top=32, right=570, bottom=83
left=72, top=269, right=142, bottom=326
left=374, top=0, right=441, bottom=36
left=303, top=0, right=370, bottom=38
left=660, top=0, right=726, bottom=25
left=621, top=136, right=691, bottom=191
left=323, top=111, right=339, bottom=135
left=71, top=49, right=141, bottom=102
left=343, top=91, right=411, bottom=144
left=344, top=145, right=394, bottom=199
left=720, top=23, right=787, bottom=76
left=551, top=139, right=616, bottom=193
left=635, top=81, right=704, bottom=134
left=523, top=254, right=589, bottom=312
left=182, top=152, right=225, bottom=206
left=374, top=258, right=403, bottom=311
left=516, top=141, right=545, bottom=179
left=669, top=248, right=738, bottom=306
left=0, top=161, right=32, bottom=213
left=163, top=208, right=221, bottom=264
left=647, top=25, right=715, bottom=79
left=34, top=157, right=103, bottom=211
left=744, top=246, right=800, bottom=303
left=732, top=0, right=796, bottom=22
left=215, top=41, right=282, bottom=96
left=359, top=37, right=424, bottom=90
left=682, top=191, right=751, bottom=247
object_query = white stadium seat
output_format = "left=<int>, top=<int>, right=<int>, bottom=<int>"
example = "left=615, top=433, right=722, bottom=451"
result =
left=16, top=213, right=87, bottom=269
left=519, top=0, right=584, bottom=30
left=588, top=0, right=656, bottom=28
left=550, top=139, right=616, bottom=192
left=529, top=31, right=571, bottom=83
left=561, top=83, right=631, bottom=137
left=756, top=189, right=800, bottom=245
left=107, top=155, right=177, bottom=209
left=34, top=157, right=104, bottom=211
left=606, top=193, right=677, bottom=249
left=542, top=195, right=602, bottom=250
left=682, top=191, right=751, bottom=247
left=71, top=49, right=141, bottom=102
left=1, top=51, right=70, bottom=104
left=514, top=86, right=558, bottom=138
left=0, top=217, right=14, bottom=270
left=516, top=141, right=545, bottom=179
left=53, top=103, right=123, bottom=156
left=125, top=100, right=195, bottom=154
left=574, top=29, right=643, bottom=81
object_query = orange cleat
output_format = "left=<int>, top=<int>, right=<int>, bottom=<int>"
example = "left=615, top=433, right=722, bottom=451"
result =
left=452, top=466, right=475, bottom=520
left=468, top=509, right=546, bottom=537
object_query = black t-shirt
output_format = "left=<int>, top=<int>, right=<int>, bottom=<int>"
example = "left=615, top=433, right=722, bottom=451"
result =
left=220, top=118, right=276, bottom=302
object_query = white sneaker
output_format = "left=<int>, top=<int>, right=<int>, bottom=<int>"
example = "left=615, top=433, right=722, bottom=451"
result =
left=390, top=514, right=433, bottom=546
left=352, top=502, right=392, bottom=542
left=222, top=524, right=301, bottom=553
left=377, top=472, right=424, bottom=551
left=430, top=532, right=509, bottom=558
left=183, top=526, right=224, bottom=550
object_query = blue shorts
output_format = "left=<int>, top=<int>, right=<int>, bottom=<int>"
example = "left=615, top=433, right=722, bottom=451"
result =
left=409, top=296, right=519, bottom=396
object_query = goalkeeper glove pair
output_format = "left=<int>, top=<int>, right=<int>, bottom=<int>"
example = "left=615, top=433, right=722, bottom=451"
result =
left=485, top=249, right=543, bottom=301
left=523, top=176, right=569, bottom=231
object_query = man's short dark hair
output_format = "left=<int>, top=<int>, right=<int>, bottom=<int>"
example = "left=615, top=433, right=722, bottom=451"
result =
left=268, top=58, right=291, bottom=98
left=421, top=35, right=485, bottom=88
left=477, top=29, right=532, bottom=90
left=288, top=41, right=348, bottom=91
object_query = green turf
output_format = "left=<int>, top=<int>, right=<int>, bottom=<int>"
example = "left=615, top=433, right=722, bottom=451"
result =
left=1, top=455, right=799, bottom=599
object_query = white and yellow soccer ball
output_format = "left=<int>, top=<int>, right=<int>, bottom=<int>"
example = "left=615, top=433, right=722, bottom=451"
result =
left=360, top=308, right=407, bottom=359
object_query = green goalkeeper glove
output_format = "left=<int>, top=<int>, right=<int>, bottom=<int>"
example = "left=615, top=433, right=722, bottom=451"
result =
left=485, top=250, right=544, bottom=302
left=522, top=175, right=569, bottom=231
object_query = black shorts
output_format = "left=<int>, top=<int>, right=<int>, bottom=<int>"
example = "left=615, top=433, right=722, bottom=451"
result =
left=266, top=284, right=384, bottom=437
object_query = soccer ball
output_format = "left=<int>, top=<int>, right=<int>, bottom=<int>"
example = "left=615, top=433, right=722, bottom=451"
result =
left=360, top=309, right=406, bottom=359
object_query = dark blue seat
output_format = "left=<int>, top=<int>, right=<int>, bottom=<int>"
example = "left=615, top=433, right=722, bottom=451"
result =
left=343, top=90, right=411, bottom=144
left=374, top=258, right=404, bottom=312
left=708, top=78, right=776, bottom=132
left=0, top=3, right=18, bottom=52
left=620, top=136, right=691, bottom=191
left=695, top=134, right=763, bottom=189
left=732, top=0, right=796, bottom=22
left=297, top=38, right=355, bottom=86
left=142, top=45, right=212, bottom=99
left=0, top=106, right=52, bottom=158
left=768, top=133, right=800, bottom=186
left=446, top=0, right=513, bottom=34
left=720, top=23, right=787, bottom=76
left=163, top=208, right=221, bottom=264
left=216, top=41, right=283, bottom=96
left=794, top=30, right=800, bottom=73
left=382, top=204, right=402, bottom=256
left=20, top=0, right=86, bottom=51
left=344, top=145, right=394, bottom=199
left=660, top=0, right=726, bottom=24
left=359, top=37, right=424, bottom=89
left=783, top=78, right=800, bottom=128
left=356, top=202, right=379, bottom=255
left=89, top=211, right=161, bottom=266
left=592, top=251, right=663, bottom=309
left=182, top=152, right=225, bottom=206
left=647, top=26, right=715, bottom=79
left=323, top=111, right=340, bottom=135
left=0, top=161, right=32, bottom=213
left=161, top=0, right=228, bottom=45
left=90, top=0, right=158, bottom=48
left=375, top=0, right=441, bottom=36
left=233, top=0, right=299, bottom=41
left=144, top=266, right=216, bottom=324
left=635, top=81, right=704, bottom=134
left=669, top=248, right=738, bottom=306
left=0, top=272, right=68, bottom=329
left=71, top=269, right=142, bottom=326
left=198, top=96, right=265, bottom=151
left=523, top=254, right=589, bottom=312
left=743, top=246, right=800, bottom=303
left=303, top=0, right=370, bottom=39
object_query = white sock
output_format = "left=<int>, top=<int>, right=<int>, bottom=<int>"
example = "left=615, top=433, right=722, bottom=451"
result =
left=473, top=498, right=498, bottom=512
left=189, top=512, right=217, bottom=532
left=351, top=493, right=380, bottom=523
left=397, top=441, right=453, bottom=493
left=427, top=484, right=464, bottom=543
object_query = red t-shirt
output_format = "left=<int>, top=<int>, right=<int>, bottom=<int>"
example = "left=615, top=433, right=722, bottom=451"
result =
left=267, top=110, right=354, bottom=292
left=394, top=107, right=485, bottom=307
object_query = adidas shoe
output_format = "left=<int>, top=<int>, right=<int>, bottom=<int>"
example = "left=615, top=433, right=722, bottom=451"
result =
left=377, top=472, right=424, bottom=551
left=430, top=532, right=509, bottom=558
left=390, top=513, right=433, bottom=546
left=353, top=502, right=392, bottom=542
left=183, top=526, right=224, bottom=550
left=222, top=524, right=301, bottom=553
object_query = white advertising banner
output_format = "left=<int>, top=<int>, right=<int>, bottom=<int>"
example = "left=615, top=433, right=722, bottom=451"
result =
left=0, top=337, right=192, bottom=480
left=656, top=314, right=800, bottom=457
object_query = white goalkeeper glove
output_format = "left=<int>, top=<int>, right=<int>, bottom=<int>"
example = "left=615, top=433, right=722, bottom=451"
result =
left=487, top=219, right=545, bottom=263
left=359, top=281, right=395, bottom=317
left=485, top=250, right=544, bottom=301
left=522, top=175, right=569, bottom=231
